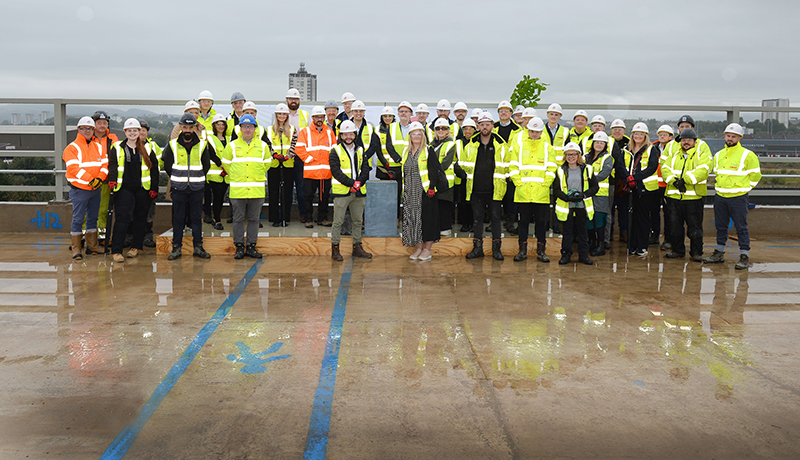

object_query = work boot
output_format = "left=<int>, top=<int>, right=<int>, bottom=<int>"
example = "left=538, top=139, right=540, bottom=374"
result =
left=558, top=252, right=571, bottom=265
left=459, top=223, right=472, bottom=233
left=234, top=243, right=245, bottom=259
left=352, top=242, right=372, bottom=259
left=193, top=246, right=211, bottom=259
left=591, top=247, right=606, bottom=257
left=578, top=256, right=594, bottom=265
left=649, top=235, right=660, bottom=245
left=245, top=244, right=262, bottom=259
left=536, top=242, right=550, bottom=263
left=491, top=239, right=504, bottom=261
left=513, top=241, right=527, bottom=262
left=619, top=231, right=628, bottom=243
left=703, top=250, right=725, bottom=264
left=203, top=214, right=214, bottom=224
left=660, top=241, right=672, bottom=251
left=331, top=243, right=343, bottom=261
left=735, top=254, right=750, bottom=270
left=167, top=245, right=182, bottom=260
left=466, top=239, right=484, bottom=259
left=85, top=231, right=104, bottom=255
left=112, top=253, right=124, bottom=263
left=691, top=254, right=703, bottom=262
left=143, top=235, right=156, bottom=247
left=319, top=220, right=333, bottom=227
left=71, top=234, right=83, bottom=260
left=665, top=251, right=684, bottom=259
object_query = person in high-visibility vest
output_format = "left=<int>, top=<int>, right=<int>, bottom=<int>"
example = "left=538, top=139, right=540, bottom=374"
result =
left=336, top=92, right=356, bottom=123
left=703, top=123, right=762, bottom=270
left=567, top=110, right=592, bottom=149
left=651, top=125, right=674, bottom=251
left=384, top=102, right=414, bottom=217
left=584, top=131, right=614, bottom=256
left=139, top=119, right=163, bottom=248
left=543, top=103, right=571, bottom=236
left=454, top=118, right=476, bottom=232
left=661, top=128, right=712, bottom=262
left=508, top=117, right=557, bottom=263
left=415, top=103, right=434, bottom=142
left=221, top=114, right=271, bottom=260
left=324, top=100, right=339, bottom=135
left=267, top=103, right=297, bottom=227
left=430, top=117, right=458, bottom=236
left=91, top=110, right=119, bottom=245
left=226, top=92, right=246, bottom=138
left=161, top=113, right=220, bottom=260
left=106, top=118, right=159, bottom=263
left=553, top=142, right=598, bottom=265
left=328, top=120, right=372, bottom=261
left=196, top=90, right=217, bottom=133
left=624, top=123, right=660, bottom=256
left=285, top=88, right=309, bottom=223
left=295, top=106, right=336, bottom=228
left=205, top=114, right=230, bottom=230
left=494, top=101, right=522, bottom=236
left=64, top=116, right=107, bottom=259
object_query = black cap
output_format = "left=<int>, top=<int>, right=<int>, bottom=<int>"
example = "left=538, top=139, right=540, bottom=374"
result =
left=92, top=110, right=110, bottom=121
left=678, top=115, right=695, bottom=127
left=680, top=128, right=697, bottom=140
left=179, top=113, right=197, bottom=126
left=139, top=119, right=150, bottom=130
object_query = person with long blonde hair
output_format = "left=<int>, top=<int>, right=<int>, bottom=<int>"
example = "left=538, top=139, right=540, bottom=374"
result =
left=624, top=122, right=660, bottom=256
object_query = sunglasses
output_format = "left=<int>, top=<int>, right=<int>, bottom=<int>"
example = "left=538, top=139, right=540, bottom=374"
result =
left=434, top=127, right=449, bottom=131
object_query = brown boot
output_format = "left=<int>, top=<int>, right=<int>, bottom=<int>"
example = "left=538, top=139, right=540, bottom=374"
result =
left=85, top=231, right=104, bottom=255
left=352, top=242, right=372, bottom=259
left=71, top=234, right=83, bottom=260
left=331, top=243, right=343, bottom=261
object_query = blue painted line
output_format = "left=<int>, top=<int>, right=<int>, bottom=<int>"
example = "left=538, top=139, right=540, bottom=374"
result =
left=765, top=245, right=800, bottom=248
left=303, top=259, right=354, bottom=460
left=99, top=260, right=264, bottom=460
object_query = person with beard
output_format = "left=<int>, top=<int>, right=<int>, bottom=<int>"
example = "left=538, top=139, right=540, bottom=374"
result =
left=91, top=110, right=119, bottom=245
left=285, top=88, right=310, bottom=223
left=295, top=106, right=336, bottom=228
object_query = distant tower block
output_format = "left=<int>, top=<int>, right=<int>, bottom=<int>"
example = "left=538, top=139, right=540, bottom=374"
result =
left=288, top=62, right=317, bottom=102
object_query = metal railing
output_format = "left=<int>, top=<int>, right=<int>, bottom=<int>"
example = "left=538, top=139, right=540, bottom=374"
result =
left=1, top=98, right=800, bottom=202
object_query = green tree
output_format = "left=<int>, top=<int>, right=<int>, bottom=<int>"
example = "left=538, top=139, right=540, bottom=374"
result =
left=0, top=156, right=55, bottom=201
left=510, top=75, right=549, bottom=109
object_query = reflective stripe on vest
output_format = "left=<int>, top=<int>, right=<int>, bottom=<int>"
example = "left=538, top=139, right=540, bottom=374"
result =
left=268, top=125, right=295, bottom=168
left=111, top=141, right=152, bottom=192
left=587, top=151, right=613, bottom=197
left=401, top=145, right=430, bottom=190
left=386, top=122, right=408, bottom=167
left=554, top=165, right=595, bottom=221
left=435, top=140, right=456, bottom=188
left=331, top=144, right=367, bottom=195
left=225, top=139, right=269, bottom=198
left=169, top=138, right=207, bottom=185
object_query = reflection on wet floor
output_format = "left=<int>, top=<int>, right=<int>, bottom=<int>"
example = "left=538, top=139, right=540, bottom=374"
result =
left=2, top=235, right=800, bottom=458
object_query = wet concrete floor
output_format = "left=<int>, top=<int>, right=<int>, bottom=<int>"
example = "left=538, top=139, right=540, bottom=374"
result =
left=1, top=234, right=800, bottom=459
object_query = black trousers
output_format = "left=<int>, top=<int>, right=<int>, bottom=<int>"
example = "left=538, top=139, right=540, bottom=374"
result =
left=470, top=194, right=502, bottom=239
left=438, top=199, right=454, bottom=231
left=303, top=178, right=332, bottom=222
left=650, top=187, right=668, bottom=240
left=630, top=192, right=658, bottom=252
left=111, top=186, right=152, bottom=253
left=518, top=202, right=549, bottom=245
left=666, top=198, right=704, bottom=256
left=454, top=181, right=472, bottom=225
left=205, top=181, right=228, bottom=223
left=561, top=207, right=589, bottom=258
left=171, top=189, right=204, bottom=247
left=268, top=165, right=294, bottom=223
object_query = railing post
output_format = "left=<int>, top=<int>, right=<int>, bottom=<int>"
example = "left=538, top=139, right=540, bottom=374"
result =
left=727, top=109, right=740, bottom=124
left=53, top=99, right=67, bottom=202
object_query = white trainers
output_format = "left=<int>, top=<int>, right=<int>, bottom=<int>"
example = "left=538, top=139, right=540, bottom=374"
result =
left=440, top=229, right=452, bottom=236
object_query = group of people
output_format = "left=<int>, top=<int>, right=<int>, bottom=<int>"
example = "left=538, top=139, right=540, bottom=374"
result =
left=63, top=90, right=762, bottom=269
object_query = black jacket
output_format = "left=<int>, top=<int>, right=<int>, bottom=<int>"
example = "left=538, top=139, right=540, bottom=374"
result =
left=329, top=142, right=370, bottom=197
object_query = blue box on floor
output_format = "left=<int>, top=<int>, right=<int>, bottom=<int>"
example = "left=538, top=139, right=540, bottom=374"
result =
left=365, top=180, right=398, bottom=237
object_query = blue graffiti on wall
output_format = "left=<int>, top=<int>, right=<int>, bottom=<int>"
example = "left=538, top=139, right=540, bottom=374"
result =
left=227, top=341, right=290, bottom=374
left=30, top=210, right=63, bottom=229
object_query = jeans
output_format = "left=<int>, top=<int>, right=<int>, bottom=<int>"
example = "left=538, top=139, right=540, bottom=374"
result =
left=70, top=187, right=101, bottom=234
left=714, top=194, right=750, bottom=254
left=470, top=194, right=502, bottom=239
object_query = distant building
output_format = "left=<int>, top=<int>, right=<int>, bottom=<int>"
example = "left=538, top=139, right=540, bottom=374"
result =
left=25, top=114, right=34, bottom=125
left=288, top=62, right=317, bottom=102
left=762, top=98, right=790, bottom=127
left=11, top=113, right=20, bottom=125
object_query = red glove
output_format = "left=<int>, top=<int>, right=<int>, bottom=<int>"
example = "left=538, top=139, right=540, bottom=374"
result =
left=107, top=181, right=117, bottom=190
left=272, top=153, right=281, bottom=159
left=149, top=190, right=157, bottom=199
left=387, top=170, right=395, bottom=180
left=220, top=170, right=227, bottom=177
left=350, top=187, right=358, bottom=193
left=427, top=188, right=436, bottom=198
left=352, top=181, right=361, bottom=190
left=626, top=175, right=636, bottom=188
left=281, top=155, right=288, bottom=161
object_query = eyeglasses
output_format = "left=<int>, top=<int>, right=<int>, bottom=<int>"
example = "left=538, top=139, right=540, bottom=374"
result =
left=434, top=127, right=449, bottom=131
left=78, top=127, right=94, bottom=131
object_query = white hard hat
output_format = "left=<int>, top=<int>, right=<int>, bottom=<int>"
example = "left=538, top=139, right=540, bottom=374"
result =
left=242, top=101, right=257, bottom=112
left=274, top=103, right=290, bottom=114
left=590, top=115, right=606, bottom=126
left=184, top=100, right=200, bottom=111
left=546, top=103, right=563, bottom=115
left=611, top=118, right=626, bottom=129
left=341, top=92, right=356, bottom=103
left=434, top=118, right=450, bottom=128
left=77, top=116, right=95, bottom=128
left=497, top=100, right=512, bottom=110
left=436, top=99, right=451, bottom=111
left=339, top=120, right=357, bottom=134
left=573, top=110, right=589, bottom=120
left=398, top=101, right=413, bottom=111
left=477, top=112, right=494, bottom=124
left=564, top=142, right=581, bottom=153
left=198, top=90, right=214, bottom=101
left=408, top=121, right=425, bottom=133
left=454, top=101, right=468, bottom=112
left=351, top=100, right=366, bottom=111
left=286, top=88, right=301, bottom=99
left=724, top=123, right=745, bottom=137
left=212, top=114, right=227, bottom=124
left=521, top=107, right=537, bottom=118
left=123, top=118, right=141, bottom=130
left=310, top=106, right=325, bottom=117
left=632, top=122, right=649, bottom=134
left=593, top=131, right=609, bottom=143
left=381, top=106, right=396, bottom=117
left=462, top=119, right=477, bottom=129
left=471, top=108, right=483, bottom=118
left=513, top=105, right=525, bottom=115
left=527, top=117, right=545, bottom=131
left=657, top=125, right=674, bottom=135
left=416, top=103, right=430, bottom=113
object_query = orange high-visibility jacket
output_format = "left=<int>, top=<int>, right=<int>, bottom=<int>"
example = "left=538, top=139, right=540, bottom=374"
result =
left=295, top=124, right=335, bottom=179
left=63, top=134, right=107, bottom=190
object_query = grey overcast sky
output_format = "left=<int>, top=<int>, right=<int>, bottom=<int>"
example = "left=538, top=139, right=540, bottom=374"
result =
left=2, top=0, right=799, bottom=110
